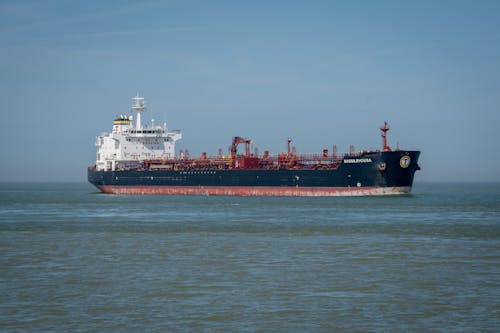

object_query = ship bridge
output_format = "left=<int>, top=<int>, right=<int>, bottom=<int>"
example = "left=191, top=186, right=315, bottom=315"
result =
left=95, top=96, right=182, bottom=171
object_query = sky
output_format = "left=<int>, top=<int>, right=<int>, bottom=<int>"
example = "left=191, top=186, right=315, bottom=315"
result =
left=1, top=0, right=499, bottom=182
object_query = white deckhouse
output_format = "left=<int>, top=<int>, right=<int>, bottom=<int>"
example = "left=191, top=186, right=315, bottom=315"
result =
left=95, top=95, right=182, bottom=171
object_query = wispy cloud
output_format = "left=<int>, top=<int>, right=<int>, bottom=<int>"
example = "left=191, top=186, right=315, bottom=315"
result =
left=67, top=26, right=212, bottom=39
left=0, top=1, right=203, bottom=36
left=0, top=0, right=214, bottom=49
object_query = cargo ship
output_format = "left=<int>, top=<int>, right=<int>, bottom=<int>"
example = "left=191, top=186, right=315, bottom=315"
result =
left=88, top=96, right=420, bottom=196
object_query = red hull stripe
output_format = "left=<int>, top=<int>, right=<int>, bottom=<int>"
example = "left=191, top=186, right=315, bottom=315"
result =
left=97, top=185, right=411, bottom=196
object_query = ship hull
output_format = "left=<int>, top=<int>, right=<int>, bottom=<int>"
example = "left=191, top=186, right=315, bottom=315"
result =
left=88, top=151, right=420, bottom=196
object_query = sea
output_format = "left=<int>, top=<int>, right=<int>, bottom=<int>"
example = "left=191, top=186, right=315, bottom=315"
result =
left=0, top=182, right=499, bottom=332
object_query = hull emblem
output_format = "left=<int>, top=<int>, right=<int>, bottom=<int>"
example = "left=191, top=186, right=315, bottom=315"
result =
left=400, top=155, right=411, bottom=168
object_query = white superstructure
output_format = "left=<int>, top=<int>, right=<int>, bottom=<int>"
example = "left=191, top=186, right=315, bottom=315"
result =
left=95, top=95, right=182, bottom=171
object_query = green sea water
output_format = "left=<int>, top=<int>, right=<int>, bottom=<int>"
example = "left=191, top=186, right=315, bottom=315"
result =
left=1, top=182, right=499, bottom=332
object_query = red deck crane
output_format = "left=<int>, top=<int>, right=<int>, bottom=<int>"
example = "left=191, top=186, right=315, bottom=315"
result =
left=231, top=136, right=252, bottom=159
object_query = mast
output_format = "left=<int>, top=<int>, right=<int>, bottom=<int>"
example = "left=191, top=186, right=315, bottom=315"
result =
left=380, top=121, right=391, bottom=151
left=132, top=95, right=145, bottom=129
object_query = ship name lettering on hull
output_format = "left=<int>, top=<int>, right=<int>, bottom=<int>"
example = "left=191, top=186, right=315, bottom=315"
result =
left=343, top=158, right=373, bottom=164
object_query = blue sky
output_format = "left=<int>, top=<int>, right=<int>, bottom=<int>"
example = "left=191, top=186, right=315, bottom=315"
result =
left=1, top=0, right=499, bottom=182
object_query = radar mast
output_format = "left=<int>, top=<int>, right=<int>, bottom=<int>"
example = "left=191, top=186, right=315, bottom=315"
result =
left=132, top=95, right=145, bottom=129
